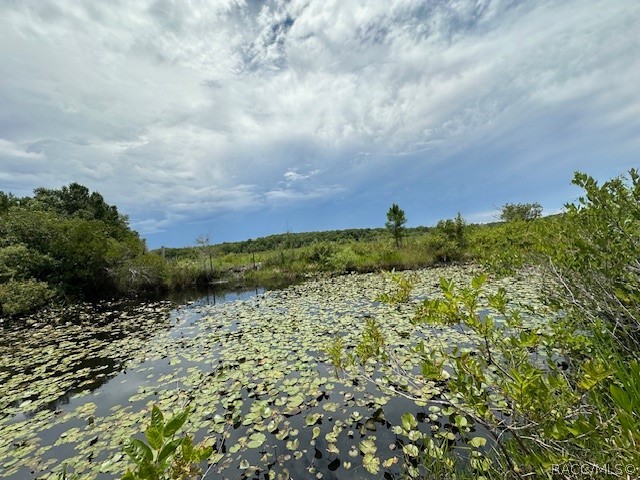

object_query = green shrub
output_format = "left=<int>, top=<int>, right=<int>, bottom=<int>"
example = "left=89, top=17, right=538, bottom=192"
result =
left=0, top=278, right=56, bottom=317
left=0, top=243, right=54, bottom=281
left=542, top=170, right=640, bottom=353
left=328, top=246, right=360, bottom=271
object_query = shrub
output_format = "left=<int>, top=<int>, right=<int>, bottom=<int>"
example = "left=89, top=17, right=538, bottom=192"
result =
left=0, top=278, right=56, bottom=317
left=542, top=169, right=640, bottom=353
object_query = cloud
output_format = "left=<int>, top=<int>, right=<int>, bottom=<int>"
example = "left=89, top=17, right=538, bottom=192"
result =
left=0, top=0, right=638, bottom=245
left=0, top=138, right=45, bottom=160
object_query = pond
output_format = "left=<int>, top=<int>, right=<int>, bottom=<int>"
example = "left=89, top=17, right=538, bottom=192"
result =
left=0, top=265, right=545, bottom=479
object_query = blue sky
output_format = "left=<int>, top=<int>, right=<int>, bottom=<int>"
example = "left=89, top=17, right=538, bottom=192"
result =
left=1, top=0, right=638, bottom=249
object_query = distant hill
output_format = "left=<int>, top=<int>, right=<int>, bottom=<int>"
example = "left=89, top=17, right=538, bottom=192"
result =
left=158, top=226, right=433, bottom=259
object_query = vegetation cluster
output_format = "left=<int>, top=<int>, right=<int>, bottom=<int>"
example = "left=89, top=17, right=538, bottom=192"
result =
left=0, top=184, right=172, bottom=316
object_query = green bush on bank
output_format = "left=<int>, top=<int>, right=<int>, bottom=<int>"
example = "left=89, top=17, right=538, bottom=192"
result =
left=0, top=278, right=55, bottom=316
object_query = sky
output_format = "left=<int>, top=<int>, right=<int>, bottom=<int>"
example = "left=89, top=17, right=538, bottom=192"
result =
left=1, top=0, right=639, bottom=249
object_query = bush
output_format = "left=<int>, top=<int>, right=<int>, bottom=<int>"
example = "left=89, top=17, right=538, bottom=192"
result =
left=328, top=246, right=360, bottom=271
left=0, top=278, right=56, bottom=317
left=542, top=169, right=640, bottom=353
left=301, top=242, right=337, bottom=269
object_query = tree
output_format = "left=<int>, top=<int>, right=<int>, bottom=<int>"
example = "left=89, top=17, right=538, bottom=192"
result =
left=499, top=202, right=542, bottom=222
left=31, top=183, right=131, bottom=239
left=430, top=213, right=467, bottom=262
left=385, top=203, right=407, bottom=249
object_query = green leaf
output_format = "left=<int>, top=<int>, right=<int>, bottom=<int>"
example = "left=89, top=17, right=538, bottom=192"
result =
left=362, top=454, right=380, bottom=474
left=163, top=408, right=190, bottom=438
left=610, top=385, right=632, bottom=413
left=181, top=435, right=195, bottom=461
left=123, top=438, right=153, bottom=466
left=468, top=437, right=487, bottom=448
left=402, top=444, right=419, bottom=457
left=151, top=405, right=164, bottom=431
left=138, top=463, right=157, bottom=479
left=195, top=446, right=213, bottom=462
left=157, top=438, right=183, bottom=465
left=145, top=427, right=164, bottom=451
left=121, top=469, right=136, bottom=480
left=401, top=412, right=418, bottom=431
left=247, top=433, right=266, bottom=449
left=359, top=438, right=376, bottom=455
left=305, top=413, right=322, bottom=426
left=285, top=438, right=300, bottom=451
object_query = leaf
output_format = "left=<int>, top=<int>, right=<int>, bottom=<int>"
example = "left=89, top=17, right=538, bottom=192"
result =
left=402, top=444, right=419, bottom=457
left=383, top=457, right=398, bottom=468
left=327, top=443, right=340, bottom=454
left=145, top=427, right=164, bottom=451
left=312, top=426, right=321, bottom=440
left=123, top=438, right=153, bottom=466
left=359, top=438, right=377, bottom=455
left=121, top=469, right=136, bottom=480
left=247, top=433, right=266, bottom=449
left=305, top=413, right=322, bottom=426
left=181, top=435, right=195, bottom=461
left=139, top=463, right=158, bottom=478
left=157, top=438, right=183, bottom=465
left=362, top=454, right=380, bottom=474
left=151, top=405, right=164, bottom=431
left=286, top=438, right=300, bottom=451
left=468, top=437, right=487, bottom=448
left=401, top=412, right=418, bottom=431
left=195, top=446, right=213, bottom=462
left=610, top=385, right=632, bottom=413
left=164, top=408, right=190, bottom=438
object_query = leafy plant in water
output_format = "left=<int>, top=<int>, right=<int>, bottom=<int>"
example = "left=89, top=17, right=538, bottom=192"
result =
left=353, top=317, right=386, bottom=365
left=324, top=336, right=345, bottom=377
left=376, top=270, right=417, bottom=304
left=121, top=405, right=212, bottom=480
left=351, top=273, right=624, bottom=478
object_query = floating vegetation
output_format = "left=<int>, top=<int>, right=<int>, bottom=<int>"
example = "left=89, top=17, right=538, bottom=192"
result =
left=0, top=265, right=546, bottom=479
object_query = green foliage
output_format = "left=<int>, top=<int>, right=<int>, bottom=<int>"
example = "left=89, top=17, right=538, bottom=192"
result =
left=31, top=182, right=130, bottom=239
left=385, top=203, right=407, bottom=248
left=0, top=243, right=54, bottom=281
left=324, top=336, right=345, bottom=377
left=376, top=270, right=417, bottom=304
left=301, top=242, right=337, bottom=268
left=469, top=218, right=543, bottom=275
left=500, top=202, right=542, bottom=222
left=121, top=405, right=212, bottom=480
left=428, top=213, right=468, bottom=262
left=327, top=245, right=360, bottom=271
left=542, top=169, right=640, bottom=353
left=354, top=318, right=386, bottom=364
left=0, top=278, right=55, bottom=316
left=359, top=274, right=635, bottom=478
left=0, top=184, right=165, bottom=316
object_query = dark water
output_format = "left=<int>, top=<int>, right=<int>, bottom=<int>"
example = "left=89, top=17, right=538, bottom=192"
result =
left=2, top=286, right=268, bottom=479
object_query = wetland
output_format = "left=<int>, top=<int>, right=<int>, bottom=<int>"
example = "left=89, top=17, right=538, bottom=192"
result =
left=0, top=265, right=545, bottom=479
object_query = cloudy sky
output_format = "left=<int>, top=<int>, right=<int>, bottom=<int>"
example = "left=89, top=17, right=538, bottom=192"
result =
left=1, top=0, right=639, bottom=248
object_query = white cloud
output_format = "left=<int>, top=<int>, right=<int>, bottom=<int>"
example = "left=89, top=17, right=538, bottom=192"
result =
left=0, top=138, right=45, bottom=160
left=0, top=0, right=638, bottom=239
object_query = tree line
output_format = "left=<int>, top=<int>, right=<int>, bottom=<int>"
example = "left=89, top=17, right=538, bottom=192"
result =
left=0, top=181, right=546, bottom=318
